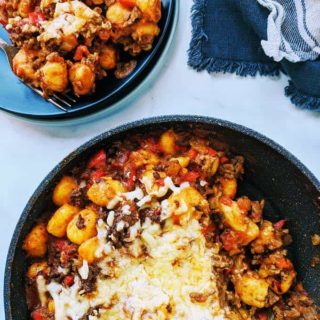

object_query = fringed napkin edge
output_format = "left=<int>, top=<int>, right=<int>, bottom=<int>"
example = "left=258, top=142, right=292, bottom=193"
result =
left=188, top=0, right=320, bottom=112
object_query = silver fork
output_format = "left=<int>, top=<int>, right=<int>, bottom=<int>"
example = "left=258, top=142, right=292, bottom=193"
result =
left=0, top=37, right=77, bottom=112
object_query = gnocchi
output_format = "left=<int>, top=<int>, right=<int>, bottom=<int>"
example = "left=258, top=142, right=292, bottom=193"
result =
left=87, top=177, right=126, bottom=207
left=99, top=45, right=118, bottom=70
left=23, top=223, right=48, bottom=257
left=40, top=60, right=68, bottom=93
left=159, top=130, right=176, bottom=154
left=52, top=176, right=78, bottom=206
left=169, top=187, right=209, bottom=225
left=218, top=199, right=259, bottom=245
left=47, top=204, right=80, bottom=238
left=12, top=48, right=39, bottom=84
left=69, top=63, right=95, bottom=96
left=66, top=209, right=98, bottom=245
left=234, top=272, right=269, bottom=308
left=78, top=237, right=100, bottom=264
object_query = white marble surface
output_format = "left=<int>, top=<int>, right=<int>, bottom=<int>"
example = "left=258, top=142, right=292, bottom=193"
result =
left=0, top=0, right=320, bottom=317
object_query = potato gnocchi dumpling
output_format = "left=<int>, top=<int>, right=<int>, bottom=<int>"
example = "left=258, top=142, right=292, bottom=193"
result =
left=69, top=62, right=96, bottom=96
left=2, top=0, right=162, bottom=97
left=99, top=45, right=118, bottom=70
left=78, top=236, right=100, bottom=264
left=67, top=209, right=98, bottom=245
left=234, top=272, right=269, bottom=308
left=106, top=2, right=132, bottom=25
left=13, top=48, right=39, bottom=84
left=41, top=60, right=68, bottom=93
left=52, top=176, right=78, bottom=206
left=47, top=204, right=80, bottom=238
left=87, top=177, right=126, bottom=207
left=18, top=0, right=34, bottom=17
left=22, top=129, right=319, bottom=320
left=23, top=223, right=48, bottom=257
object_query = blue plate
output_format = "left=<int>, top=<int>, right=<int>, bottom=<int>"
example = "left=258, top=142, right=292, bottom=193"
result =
left=0, top=0, right=175, bottom=120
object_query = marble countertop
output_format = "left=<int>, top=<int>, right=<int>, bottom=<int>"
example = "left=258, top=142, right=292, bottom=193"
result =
left=0, top=0, right=319, bottom=317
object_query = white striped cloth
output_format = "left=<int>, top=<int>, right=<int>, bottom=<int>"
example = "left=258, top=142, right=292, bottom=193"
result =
left=257, top=0, right=320, bottom=62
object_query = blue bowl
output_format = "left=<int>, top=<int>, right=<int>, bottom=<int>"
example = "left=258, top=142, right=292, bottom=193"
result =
left=0, top=0, right=176, bottom=121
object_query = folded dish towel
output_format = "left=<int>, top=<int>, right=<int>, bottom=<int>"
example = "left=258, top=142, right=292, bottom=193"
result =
left=188, top=0, right=320, bottom=111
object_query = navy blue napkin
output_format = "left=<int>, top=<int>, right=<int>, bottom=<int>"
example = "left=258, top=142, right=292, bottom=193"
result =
left=188, top=0, right=320, bottom=111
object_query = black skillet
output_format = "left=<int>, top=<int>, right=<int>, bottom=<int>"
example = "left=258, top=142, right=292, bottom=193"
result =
left=4, top=116, right=320, bottom=319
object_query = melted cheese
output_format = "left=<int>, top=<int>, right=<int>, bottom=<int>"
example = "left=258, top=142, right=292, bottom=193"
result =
left=47, top=276, right=90, bottom=320
left=78, top=260, right=89, bottom=280
left=124, top=187, right=144, bottom=201
left=39, top=14, right=86, bottom=41
left=36, top=275, right=48, bottom=307
left=140, top=174, right=190, bottom=199
left=96, top=219, right=114, bottom=258
left=39, top=0, right=99, bottom=41
left=46, top=218, right=225, bottom=319
left=54, top=1, right=99, bottom=20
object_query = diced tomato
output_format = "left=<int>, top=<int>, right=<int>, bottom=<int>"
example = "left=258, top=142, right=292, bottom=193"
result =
left=207, top=147, right=217, bottom=157
left=223, top=268, right=233, bottom=276
left=172, top=214, right=181, bottom=225
left=220, top=230, right=239, bottom=252
left=237, top=198, right=251, bottom=212
left=145, top=138, right=162, bottom=154
left=29, top=12, right=45, bottom=25
left=55, top=239, right=67, bottom=252
left=220, top=156, right=229, bottom=164
left=31, top=310, right=44, bottom=320
left=98, top=29, right=110, bottom=41
left=119, top=0, right=136, bottom=8
left=0, top=19, right=7, bottom=26
left=181, top=171, right=200, bottom=183
left=63, top=275, right=74, bottom=286
left=220, top=196, right=233, bottom=206
left=175, top=144, right=188, bottom=153
left=110, top=150, right=130, bottom=170
left=274, top=219, right=286, bottom=230
left=202, top=224, right=215, bottom=235
left=236, top=231, right=252, bottom=245
left=155, top=178, right=164, bottom=186
left=125, top=161, right=137, bottom=190
left=188, top=148, right=198, bottom=160
left=276, top=258, right=292, bottom=270
left=90, top=169, right=106, bottom=182
left=256, top=312, right=267, bottom=320
left=87, top=149, right=107, bottom=169
left=73, top=45, right=90, bottom=61
left=54, top=239, right=77, bottom=263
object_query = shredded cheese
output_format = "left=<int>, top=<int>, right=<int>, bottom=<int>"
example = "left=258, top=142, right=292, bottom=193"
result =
left=45, top=217, right=225, bottom=319
left=78, top=260, right=89, bottom=280
left=36, top=275, right=48, bottom=307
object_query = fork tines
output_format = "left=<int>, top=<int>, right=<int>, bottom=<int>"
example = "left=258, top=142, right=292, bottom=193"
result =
left=26, top=83, right=77, bottom=112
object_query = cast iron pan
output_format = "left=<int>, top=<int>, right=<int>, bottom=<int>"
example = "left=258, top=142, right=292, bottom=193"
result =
left=4, top=116, right=320, bottom=319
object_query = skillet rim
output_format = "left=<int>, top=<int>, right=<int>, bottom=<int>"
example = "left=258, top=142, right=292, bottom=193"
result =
left=4, top=115, right=320, bottom=319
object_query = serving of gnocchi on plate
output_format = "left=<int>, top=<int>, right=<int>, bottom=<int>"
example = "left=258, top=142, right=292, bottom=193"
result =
left=0, top=0, right=162, bottom=96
